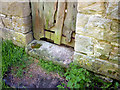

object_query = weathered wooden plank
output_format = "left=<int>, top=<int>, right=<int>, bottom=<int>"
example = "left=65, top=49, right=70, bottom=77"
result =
left=51, top=32, right=54, bottom=41
left=44, top=30, right=74, bottom=47
left=45, top=30, right=51, bottom=39
left=62, top=2, right=77, bottom=42
left=72, top=32, right=75, bottom=38
left=54, top=1, right=66, bottom=44
left=37, top=0, right=45, bottom=38
left=43, top=0, right=57, bottom=30
left=31, top=0, right=44, bottom=40
left=61, top=37, right=75, bottom=47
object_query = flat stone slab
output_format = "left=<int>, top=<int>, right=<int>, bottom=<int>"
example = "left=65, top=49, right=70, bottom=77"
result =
left=26, top=40, right=74, bottom=67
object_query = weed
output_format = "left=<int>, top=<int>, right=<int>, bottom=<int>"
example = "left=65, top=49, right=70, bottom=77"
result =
left=2, top=40, right=31, bottom=88
left=29, top=74, right=33, bottom=78
left=57, top=63, right=120, bottom=89
left=2, top=40, right=120, bottom=89
left=38, top=59, right=65, bottom=74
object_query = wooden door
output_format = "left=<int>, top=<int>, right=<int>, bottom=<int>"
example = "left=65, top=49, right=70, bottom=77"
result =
left=31, top=0, right=77, bottom=47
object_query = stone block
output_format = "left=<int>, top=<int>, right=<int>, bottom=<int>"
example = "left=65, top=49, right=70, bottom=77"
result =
left=75, top=34, right=117, bottom=61
left=77, top=2, right=105, bottom=15
left=26, top=40, right=74, bottom=67
left=0, top=1, right=31, bottom=17
left=94, top=41, right=112, bottom=59
left=0, top=17, right=4, bottom=28
left=0, top=14, right=6, bottom=18
left=106, top=2, right=120, bottom=20
left=75, top=34, right=94, bottom=55
left=1, top=28, right=33, bottom=47
left=76, top=13, right=90, bottom=30
left=2, top=17, right=13, bottom=29
left=0, top=28, right=3, bottom=38
left=109, top=46, right=120, bottom=64
left=12, top=16, right=32, bottom=33
left=76, top=13, right=119, bottom=44
left=74, top=52, right=120, bottom=81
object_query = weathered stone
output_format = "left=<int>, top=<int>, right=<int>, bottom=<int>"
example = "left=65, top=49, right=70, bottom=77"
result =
left=74, top=52, right=120, bottom=81
left=109, top=46, right=120, bottom=64
left=0, top=14, right=6, bottom=18
left=26, top=40, right=74, bottom=67
left=94, top=41, right=112, bottom=60
left=0, top=28, right=3, bottom=38
left=0, top=17, right=4, bottom=28
left=75, top=34, right=113, bottom=60
left=77, top=2, right=105, bottom=15
left=76, top=13, right=119, bottom=44
left=1, top=28, right=33, bottom=47
left=75, top=34, right=94, bottom=56
left=106, top=2, right=120, bottom=20
left=0, top=1, right=31, bottom=18
left=2, top=17, right=13, bottom=29
left=76, top=13, right=90, bottom=31
left=12, top=16, right=32, bottom=33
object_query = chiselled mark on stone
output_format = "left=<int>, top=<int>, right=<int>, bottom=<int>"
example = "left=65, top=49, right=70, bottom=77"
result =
left=1, top=17, right=5, bottom=27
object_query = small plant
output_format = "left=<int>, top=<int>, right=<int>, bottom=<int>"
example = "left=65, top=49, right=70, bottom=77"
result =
left=57, top=63, right=120, bottom=89
left=38, top=59, right=65, bottom=74
left=2, top=40, right=31, bottom=88
left=2, top=40, right=27, bottom=76
left=61, top=63, right=91, bottom=88
left=2, top=40, right=120, bottom=89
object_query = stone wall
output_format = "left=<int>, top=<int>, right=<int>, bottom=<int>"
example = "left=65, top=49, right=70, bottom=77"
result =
left=0, top=1, right=119, bottom=81
left=74, top=2, right=120, bottom=81
left=0, top=1, right=33, bottom=47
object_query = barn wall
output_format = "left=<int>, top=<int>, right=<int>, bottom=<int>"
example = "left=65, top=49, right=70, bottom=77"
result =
left=0, top=1, right=33, bottom=47
left=74, top=2, right=120, bottom=80
left=0, top=0, right=119, bottom=81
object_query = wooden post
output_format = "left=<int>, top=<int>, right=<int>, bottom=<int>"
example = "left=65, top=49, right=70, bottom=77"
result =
left=54, top=0, right=65, bottom=45
left=31, top=0, right=44, bottom=40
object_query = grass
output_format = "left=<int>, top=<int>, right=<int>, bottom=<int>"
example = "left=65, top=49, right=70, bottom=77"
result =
left=38, top=59, right=65, bottom=75
left=2, top=40, right=27, bottom=76
left=1, top=40, right=120, bottom=89
left=37, top=59, right=120, bottom=89
left=2, top=40, right=32, bottom=88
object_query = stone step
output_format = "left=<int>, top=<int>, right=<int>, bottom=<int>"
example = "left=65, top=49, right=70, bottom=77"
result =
left=25, top=40, right=74, bottom=67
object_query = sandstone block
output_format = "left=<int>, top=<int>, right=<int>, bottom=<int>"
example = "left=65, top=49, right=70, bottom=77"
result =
left=2, top=17, right=13, bottom=29
left=106, top=2, right=120, bottom=20
left=77, top=2, right=105, bottom=15
left=0, top=17, right=4, bottom=28
left=94, top=41, right=112, bottom=59
left=0, top=1, right=31, bottom=17
left=0, top=14, right=6, bottom=18
left=26, top=40, right=74, bottom=67
left=76, top=13, right=90, bottom=30
left=0, top=28, right=3, bottom=38
left=76, top=13, right=119, bottom=44
left=12, top=16, right=32, bottom=33
left=74, top=52, right=120, bottom=81
left=109, top=46, right=120, bottom=64
left=75, top=34, right=94, bottom=55
left=1, top=28, right=33, bottom=47
left=75, top=33, right=117, bottom=61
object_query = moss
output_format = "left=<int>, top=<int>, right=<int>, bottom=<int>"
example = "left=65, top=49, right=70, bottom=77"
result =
left=99, top=55, right=108, bottom=59
left=108, top=70, right=112, bottom=74
left=45, top=18, right=49, bottom=29
left=31, top=43, right=42, bottom=49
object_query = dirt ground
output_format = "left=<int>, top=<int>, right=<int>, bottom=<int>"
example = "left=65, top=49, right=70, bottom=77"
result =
left=3, top=59, right=67, bottom=88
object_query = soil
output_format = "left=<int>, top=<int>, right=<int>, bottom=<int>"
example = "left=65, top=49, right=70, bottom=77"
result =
left=3, top=59, right=67, bottom=88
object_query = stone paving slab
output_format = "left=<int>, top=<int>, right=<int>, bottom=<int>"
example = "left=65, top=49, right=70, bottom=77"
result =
left=26, top=40, right=74, bottom=67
